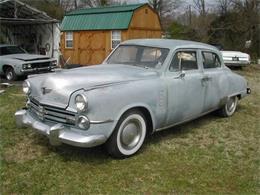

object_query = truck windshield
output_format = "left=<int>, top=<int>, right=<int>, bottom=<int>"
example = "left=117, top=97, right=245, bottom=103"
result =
left=0, top=46, right=26, bottom=56
left=106, top=45, right=169, bottom=69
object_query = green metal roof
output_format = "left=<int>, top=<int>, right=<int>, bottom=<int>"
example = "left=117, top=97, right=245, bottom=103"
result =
left=61, top=3, right=146, bottom=31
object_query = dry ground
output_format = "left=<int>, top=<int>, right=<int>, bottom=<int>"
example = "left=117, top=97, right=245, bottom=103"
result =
left=0, top=65, right=259, bottom=194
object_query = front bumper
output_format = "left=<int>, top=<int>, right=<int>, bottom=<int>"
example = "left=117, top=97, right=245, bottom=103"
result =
left=15, top=109, right=107, bottom=148
left=21, top=66, right=56, bottom=74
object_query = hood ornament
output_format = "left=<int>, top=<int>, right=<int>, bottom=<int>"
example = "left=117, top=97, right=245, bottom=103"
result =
left=41, top=87, right=52, bottom=95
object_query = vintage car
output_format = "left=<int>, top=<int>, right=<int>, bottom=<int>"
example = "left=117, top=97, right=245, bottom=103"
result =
left=221, top=50, right=251, bottom=67
left=0, top=44, right=57, bottom=81
left=15, top=39, right=250, bottom=158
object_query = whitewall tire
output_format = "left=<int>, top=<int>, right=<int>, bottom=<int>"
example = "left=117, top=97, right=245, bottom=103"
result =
left=219, top=96, right=238, bottom=117
left=106, top=110, right=147, bottom=158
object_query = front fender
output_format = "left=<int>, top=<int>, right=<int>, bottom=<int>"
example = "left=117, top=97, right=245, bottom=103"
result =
left=115, top=102, right=157, bottom=130
left=0, top=58, right=23, bottom=75
left=75, top=78, right=166, bottom=138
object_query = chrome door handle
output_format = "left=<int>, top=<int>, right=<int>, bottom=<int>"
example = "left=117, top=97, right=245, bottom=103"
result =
left=202, top=76, right=212, bottom=82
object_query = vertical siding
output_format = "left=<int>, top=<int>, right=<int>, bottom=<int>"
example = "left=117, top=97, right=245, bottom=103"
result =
left=61, top=31, right=107, bottom=65
left=129, top=5, right=161, bottom=31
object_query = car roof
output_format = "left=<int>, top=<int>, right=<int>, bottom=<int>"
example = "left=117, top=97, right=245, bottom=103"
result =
left=0, top=44, right=17, bottom=48
left=122, top=39, right=219, bottom=52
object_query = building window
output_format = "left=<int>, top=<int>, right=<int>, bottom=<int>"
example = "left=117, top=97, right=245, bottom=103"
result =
left=65, top=32, right=73, bottom=48
left=111, top=30, right=121, bottom=49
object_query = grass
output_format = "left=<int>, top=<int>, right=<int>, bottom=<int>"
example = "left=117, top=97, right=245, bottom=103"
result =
left=1, top=65, right=260, bottom=194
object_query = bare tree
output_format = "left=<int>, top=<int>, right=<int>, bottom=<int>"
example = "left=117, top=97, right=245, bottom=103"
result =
left=148, top=0, right=182, bottom=17
left=216, top=0, right=233, bottom=15
left=78, top=0, right=113, bottom=8
left=193, top=0, right=206, bottom=16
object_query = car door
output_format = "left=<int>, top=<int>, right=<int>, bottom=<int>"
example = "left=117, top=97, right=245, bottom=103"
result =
left=165, top=49, right=205, bottom=125
left=200, top=50, right=224, bottom=112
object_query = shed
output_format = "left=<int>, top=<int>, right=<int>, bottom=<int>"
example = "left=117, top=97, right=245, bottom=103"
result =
left=0, top=0, right=60, bottom=61
left=60, top=3, right=162, bottom=65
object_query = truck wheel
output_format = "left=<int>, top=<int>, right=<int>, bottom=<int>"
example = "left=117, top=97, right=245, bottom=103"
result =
left=5, top=67, right=17, bottom=81
left=106, top=110, right=147, bottom=158
left=219, top=96, right=238, bottom=117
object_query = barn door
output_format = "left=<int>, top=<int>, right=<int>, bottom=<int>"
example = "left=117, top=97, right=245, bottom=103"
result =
left=79, top=31, right=106, bottom=65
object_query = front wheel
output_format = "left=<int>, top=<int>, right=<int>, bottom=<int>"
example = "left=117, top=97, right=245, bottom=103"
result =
left=218, top=96, right=238, bottom=117
left=106, top=110, right=147, bottom=158
left=5, top=67, right=17, bottom=81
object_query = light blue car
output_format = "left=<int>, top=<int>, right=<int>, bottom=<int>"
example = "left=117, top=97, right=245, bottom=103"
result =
left=0, top=44, right=57, bottom=80
left=15, top=39, right=251, bottom=158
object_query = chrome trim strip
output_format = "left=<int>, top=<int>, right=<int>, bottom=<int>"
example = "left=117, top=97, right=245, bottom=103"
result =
left=90, top=119, right=114, bottom=124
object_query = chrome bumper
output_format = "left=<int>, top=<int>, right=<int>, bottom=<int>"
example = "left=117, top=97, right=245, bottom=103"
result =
left=15, top=109, right=107, bottom=148
left=224, top=61, right=250, bottom=66
left=21, top=66, right=56, bottom=73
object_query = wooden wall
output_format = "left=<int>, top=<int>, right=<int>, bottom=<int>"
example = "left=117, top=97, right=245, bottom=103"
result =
left=128, top=5, right=162, bottom=39
left=60, top=5, right=162, bottom=66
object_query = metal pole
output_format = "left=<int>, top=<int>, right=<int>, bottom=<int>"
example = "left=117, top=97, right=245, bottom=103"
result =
left=14, top=0, right=17, bottom=18
left=189, top=5, right=192, bottom=25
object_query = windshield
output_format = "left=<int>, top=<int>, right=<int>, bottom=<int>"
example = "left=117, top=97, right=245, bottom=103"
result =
left=106, top=45, right=169, bottom=69
left=0, top=46, right=26, bottom=56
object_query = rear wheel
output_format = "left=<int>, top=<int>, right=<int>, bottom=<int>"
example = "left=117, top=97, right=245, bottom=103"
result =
left=106, top=110, right=147, bottom=158
left=5, top=67, right=17, bottom=81
left=219, top=96, right=238, bottom=117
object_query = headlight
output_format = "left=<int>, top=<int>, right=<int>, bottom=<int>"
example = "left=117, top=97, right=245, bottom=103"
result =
left=22, top=81, right=31, bottom=95
left=52, top=60, right=57, bottom=66
left=23, top=64, right=32, bottom=69
left=75, top=94, right=88, bottom=112
left=77, top=116, right=90, bottom=130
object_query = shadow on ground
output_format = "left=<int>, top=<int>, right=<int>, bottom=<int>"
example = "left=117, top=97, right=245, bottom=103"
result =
left=31, top=111, right=225, bottom=162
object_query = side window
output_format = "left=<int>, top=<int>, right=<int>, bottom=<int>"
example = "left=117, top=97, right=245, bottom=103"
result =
left=169, top=51, right=198, bottom=71
left=202, top=51, right=221, bottom=69
left=65, top=32, right=73, bottom=48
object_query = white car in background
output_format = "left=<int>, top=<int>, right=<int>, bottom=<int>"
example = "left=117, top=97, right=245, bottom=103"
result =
left=221, top=51, right=250, bottom=67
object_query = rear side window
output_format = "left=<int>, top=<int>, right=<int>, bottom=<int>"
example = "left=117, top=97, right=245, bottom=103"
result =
left=202, top=51, right=221, bottom=69
left=169, top=51, right=198, bottom=71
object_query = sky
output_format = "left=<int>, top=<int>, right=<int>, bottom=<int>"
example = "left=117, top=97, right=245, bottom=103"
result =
left=126, top=0, right=218, bottom=13
left=128, top=0, right=217, bottom=7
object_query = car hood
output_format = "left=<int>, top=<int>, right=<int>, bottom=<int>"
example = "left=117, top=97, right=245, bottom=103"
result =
left=3, top=53, right=50, bottom=61
left=221, top=51, right=249, bottom=58
left=28, top=64, right=159, bottom=108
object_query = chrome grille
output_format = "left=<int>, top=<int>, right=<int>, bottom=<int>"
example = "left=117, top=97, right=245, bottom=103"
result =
left=28, top=98, right=76, bottom=125
left=31, top=62, right=52, bottom=68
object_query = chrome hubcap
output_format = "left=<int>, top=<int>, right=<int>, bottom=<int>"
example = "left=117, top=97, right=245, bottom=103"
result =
left=6, top=71, right=13, bottom=80
left=226, top=97, right=236, bottom=112
left=120, top=119, right=142, bottom=150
